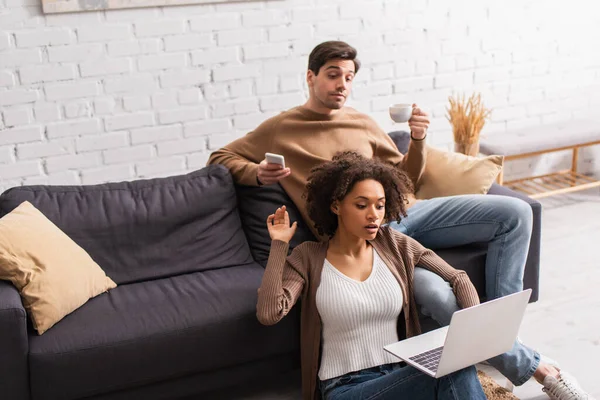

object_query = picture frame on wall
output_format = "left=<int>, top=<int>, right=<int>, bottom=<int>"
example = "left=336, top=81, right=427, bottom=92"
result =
left=42, top=0, right=261, bottom=14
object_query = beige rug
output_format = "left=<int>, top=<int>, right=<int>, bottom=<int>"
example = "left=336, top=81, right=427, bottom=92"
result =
left=478, top=370, right=520, bottom=400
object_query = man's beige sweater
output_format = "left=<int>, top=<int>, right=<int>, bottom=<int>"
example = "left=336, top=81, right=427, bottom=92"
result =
left=256, top=227, right=481, bottom=400
left=207, top=106, right=427, bottom=239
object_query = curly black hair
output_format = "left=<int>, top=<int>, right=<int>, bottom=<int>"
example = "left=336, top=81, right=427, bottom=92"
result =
left=304, top=151, right=414, bottom=238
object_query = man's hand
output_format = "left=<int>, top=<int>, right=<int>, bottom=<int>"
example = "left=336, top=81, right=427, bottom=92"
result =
left=257, top=159, right=291, bottom=186
left=408, top=104, right=430, bottom=140
left=267, top=206, right=297, bottom=243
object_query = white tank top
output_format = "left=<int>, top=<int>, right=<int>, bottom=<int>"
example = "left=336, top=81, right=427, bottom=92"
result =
left=316, top=249, right=404, bottom=380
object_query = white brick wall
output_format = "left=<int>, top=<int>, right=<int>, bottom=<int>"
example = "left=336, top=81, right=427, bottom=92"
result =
left=80, top=58, right=132, bottom=77
left=76, top=131, right=129, bottom=152
left=105, top=112, right=155, bottom=130
left=48, top=44, right=103, bottom=63
left=15, top=28, right=72, bottom=48
left=1, top=0, right=600, bottom=188
left=3, top=108, right=32, bottom=126
left=107, top=39, right=160, bottom=57
left=159, top=69, right=210, bottom=88
left=158, top=106, right=207, bottom=124
left=47, top=119, right=101, bottom=138
left=131, top=124, right=181, bottom=144
left=0, top=88, right=40, bottom=106
left=104, top=75, right=157, bottom=94
left=45, top=81, right=99, bottom=100
left=20, top=64, right=77, bottom=84
left=103, top=145, right=154, bottom=164
left=0, top=71, right=16, bottom=88
left=0, top=146, right=14, bottom=164
left=0, top=126, right=44, bottom=145
left=164, top=34, right=211, bottom=52
left=18, top=138, right=74, bottom=159
left=77, top=25, right=131, bottom=43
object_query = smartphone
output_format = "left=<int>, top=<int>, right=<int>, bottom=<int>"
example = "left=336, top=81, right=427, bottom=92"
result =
left=265, top=152, right=285, bottom=169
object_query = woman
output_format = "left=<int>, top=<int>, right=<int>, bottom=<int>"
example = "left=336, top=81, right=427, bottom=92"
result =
left=257, top=151, right=486, bottom=400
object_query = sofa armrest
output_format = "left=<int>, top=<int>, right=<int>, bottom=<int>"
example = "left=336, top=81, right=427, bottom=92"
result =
left=0, top=281, right=30, bottom=400
left=487, top=182, right=539, bottom=206
left=387, top=129, right=543, bottom=302
left=487, top=183, right=542, bottom=302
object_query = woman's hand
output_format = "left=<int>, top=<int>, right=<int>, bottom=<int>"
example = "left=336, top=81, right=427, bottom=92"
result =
left=267, top=205, right=297, bottom=243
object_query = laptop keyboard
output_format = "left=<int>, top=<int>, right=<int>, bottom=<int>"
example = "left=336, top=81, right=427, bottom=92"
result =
left=409, top=346, right=443, bottom=372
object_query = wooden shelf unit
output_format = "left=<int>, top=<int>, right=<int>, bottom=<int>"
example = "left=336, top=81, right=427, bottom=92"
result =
left=497, top=141, right=600, bottom=199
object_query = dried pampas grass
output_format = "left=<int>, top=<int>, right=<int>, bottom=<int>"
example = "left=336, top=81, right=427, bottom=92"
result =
left=447, top=93, right=491, bottom=156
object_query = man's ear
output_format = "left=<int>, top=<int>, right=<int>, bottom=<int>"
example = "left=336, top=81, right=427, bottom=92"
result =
left=306, top=70, right=314, bottom=87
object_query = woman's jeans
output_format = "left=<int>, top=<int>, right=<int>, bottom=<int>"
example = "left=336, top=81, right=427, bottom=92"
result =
left=320, top=363, right=485, bottom=400
left=389, top=194, right=540, bottom=385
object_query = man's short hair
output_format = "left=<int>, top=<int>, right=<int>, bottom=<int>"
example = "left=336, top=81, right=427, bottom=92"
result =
left=307, top=41, right=361, bottom=75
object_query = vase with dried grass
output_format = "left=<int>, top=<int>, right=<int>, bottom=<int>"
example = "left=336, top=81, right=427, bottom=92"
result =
left=446, top=93, right=491, bottom=157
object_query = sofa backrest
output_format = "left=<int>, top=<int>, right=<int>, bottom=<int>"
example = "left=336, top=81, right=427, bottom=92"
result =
left=236, top=183, right=316, bottom=266
left=0, top=165, right=254, bottom=285
left=388, top=130, right=410, bottom=154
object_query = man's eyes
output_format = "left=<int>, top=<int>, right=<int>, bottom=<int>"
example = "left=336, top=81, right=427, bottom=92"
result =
left=328, top=74, right=354, bottom=81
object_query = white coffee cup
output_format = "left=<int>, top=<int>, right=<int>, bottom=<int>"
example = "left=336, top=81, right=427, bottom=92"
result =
left=389, top=103, right=413, bottom=123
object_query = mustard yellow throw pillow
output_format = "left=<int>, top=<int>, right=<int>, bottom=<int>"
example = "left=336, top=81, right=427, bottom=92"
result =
left=0, top=201, right=116, bottom=334
left=415, top=146, right=504, bottom=200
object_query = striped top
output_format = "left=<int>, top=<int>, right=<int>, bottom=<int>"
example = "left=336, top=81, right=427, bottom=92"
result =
left=256, top=227, right=480, bottom=400
left=316, top=250, right=404, bottom=380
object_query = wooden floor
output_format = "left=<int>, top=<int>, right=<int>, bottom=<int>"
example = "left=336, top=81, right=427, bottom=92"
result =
left=203, top=187, right=600, bottom=400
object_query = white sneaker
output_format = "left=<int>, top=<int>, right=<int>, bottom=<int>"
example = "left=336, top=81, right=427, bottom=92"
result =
left=542, top=372, right=596, bottom=400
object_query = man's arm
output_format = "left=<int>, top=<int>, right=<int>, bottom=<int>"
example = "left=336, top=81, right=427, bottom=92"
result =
left=370, top=105, right=429, bottom=188
left=369, top=120, right=427, bottom=188
left=403, top=105, right=430, bottom=187
left=207, top=118, right=278, bottom=186
left=400, top=137, right=427, bottom=187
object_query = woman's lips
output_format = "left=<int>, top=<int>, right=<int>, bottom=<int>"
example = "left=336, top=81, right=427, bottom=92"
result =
left=365, top=225, right=378, bottom=234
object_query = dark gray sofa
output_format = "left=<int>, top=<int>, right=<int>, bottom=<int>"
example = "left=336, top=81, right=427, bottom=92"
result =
left=0, top=166, right=300, bottom=400
left=0, top=134, right=541, bottom=400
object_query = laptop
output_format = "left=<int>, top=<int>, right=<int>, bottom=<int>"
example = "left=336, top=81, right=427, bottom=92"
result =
left=384, top=289, right=532, bottom=378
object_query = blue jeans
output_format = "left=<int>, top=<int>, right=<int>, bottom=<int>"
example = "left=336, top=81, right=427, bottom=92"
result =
left=389, top=194, right=540, bottom=386
left=320, top=363, right=485, bottom=400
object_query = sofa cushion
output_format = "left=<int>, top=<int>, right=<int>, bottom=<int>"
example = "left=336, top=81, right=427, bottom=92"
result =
left=415, top=147, right=503, bottom=199
left=0, top=201, right=116, bottom=334
left=236, top=183, right=317, bottom=266
left=28, top=264, right=300, bottom=400
left=0, top=165, right=253, bottom=284
left=388, top=131, right=503, bottom=199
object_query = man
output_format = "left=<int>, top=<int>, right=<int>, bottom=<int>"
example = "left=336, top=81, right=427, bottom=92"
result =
left=208, top=41, right=592, bottom=399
